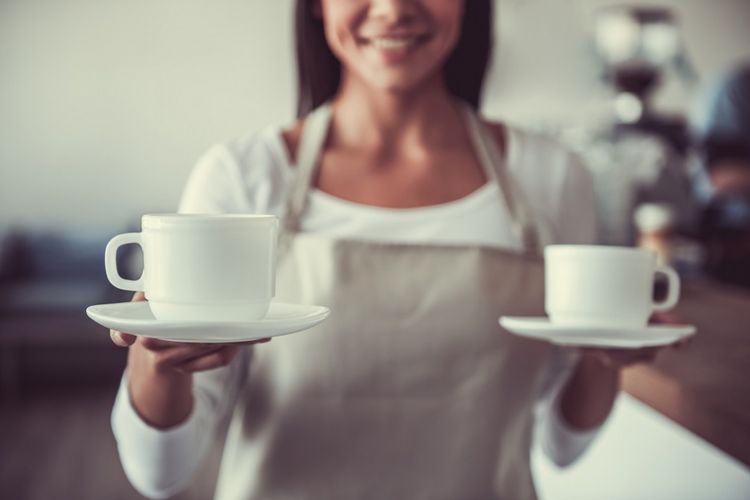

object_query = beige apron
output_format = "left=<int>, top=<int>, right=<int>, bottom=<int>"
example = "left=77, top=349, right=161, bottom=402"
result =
left=215, top=104, right=552, bottom=500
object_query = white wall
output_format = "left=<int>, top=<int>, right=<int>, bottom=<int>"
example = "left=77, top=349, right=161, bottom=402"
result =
left=1, top=0, right=749, bottom=232
left=0, top=0, right=295, bottom=233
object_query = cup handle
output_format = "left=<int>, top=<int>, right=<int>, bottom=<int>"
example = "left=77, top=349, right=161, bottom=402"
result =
left=652, top=265, right=680, bottom=312
left=105, top=233, right=144, bottom=291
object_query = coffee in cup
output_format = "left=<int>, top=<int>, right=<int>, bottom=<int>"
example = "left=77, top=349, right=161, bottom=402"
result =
left=544, top=245, right=680, bottom=328
left=105, top=214, right=278, bottom=322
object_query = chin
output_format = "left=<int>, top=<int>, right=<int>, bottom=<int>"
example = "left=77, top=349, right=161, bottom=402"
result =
left=362, top=67, right=441, bottom=97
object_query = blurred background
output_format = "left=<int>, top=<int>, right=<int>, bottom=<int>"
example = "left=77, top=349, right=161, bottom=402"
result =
left=1, top=0, right=749, bottom=499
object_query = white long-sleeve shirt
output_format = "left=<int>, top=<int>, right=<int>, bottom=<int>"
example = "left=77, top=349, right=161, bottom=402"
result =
left=112, top=124, right=602, bottom=499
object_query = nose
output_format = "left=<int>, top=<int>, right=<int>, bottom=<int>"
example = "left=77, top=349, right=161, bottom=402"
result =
left=369, top=0, right=418, bottom=24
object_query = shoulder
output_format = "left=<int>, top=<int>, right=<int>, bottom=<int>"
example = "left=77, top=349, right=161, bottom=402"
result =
left=178, top=125, right=293, bottom=215
left=504, top=125, right=591, bottom=191
left=508, top=126, right=580, bottom=169
left=478, top=118, right=584, bottom=176
left=474, top=117, right=590, bottom=196
left=501, top=125, right=596, bottom=244
left=224, top=124, right=294, bottom=177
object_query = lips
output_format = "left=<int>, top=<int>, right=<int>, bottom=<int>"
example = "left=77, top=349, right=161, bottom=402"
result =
left=360, top=33, right=431, bottom=50
left=357, top=33, right=431, bottom=65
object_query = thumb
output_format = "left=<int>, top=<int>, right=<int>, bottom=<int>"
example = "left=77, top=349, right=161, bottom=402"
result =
left=110, top=330, right=137, bottom=347
left=107, top=292, right=146, bottom=345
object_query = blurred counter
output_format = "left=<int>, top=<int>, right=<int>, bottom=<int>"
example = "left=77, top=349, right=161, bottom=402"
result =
left=623, top=279, right=750, bottom=467
left=533, top=393, right=750, bottom=500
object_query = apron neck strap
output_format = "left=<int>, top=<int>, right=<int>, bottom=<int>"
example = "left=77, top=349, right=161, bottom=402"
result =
left=282, top=101, right=539, bottom=253
left=460, top=104, right=539, bottom=253
left=283, top=103, right=333, bottom=233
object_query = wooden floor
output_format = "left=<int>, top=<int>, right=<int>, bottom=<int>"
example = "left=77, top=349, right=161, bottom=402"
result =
left=0, top=383, right=223, bottom=500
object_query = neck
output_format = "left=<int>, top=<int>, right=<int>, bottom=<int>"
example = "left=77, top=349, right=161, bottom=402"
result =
left=330, top=71, right=467, bottom=152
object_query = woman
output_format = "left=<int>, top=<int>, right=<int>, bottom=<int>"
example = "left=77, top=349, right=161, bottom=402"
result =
left=111, top=1, right=652, bottom=498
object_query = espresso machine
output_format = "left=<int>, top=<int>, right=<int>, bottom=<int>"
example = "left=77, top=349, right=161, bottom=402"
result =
left=580, top=5, right=700, bottom=246
left=592, top=5, right=696, bottom=154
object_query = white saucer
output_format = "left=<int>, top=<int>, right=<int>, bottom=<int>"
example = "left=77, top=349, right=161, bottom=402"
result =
left=86, top=301, right=330, bottom=343
left=499, top=316, right=696, bottom=348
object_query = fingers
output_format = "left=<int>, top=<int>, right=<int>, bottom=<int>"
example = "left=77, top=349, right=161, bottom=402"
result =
left=240, top=338, right=272, bottom=345
left=610, top=347, right=659, bottom=365
left=581, top=348, right=616, bottom=367
left=110, top=330, right=137, bottom=347
left=139, top=337, right=192, bottom=351
left=582, top=346, right=660, bottom=367
left=176, top=345, right=244, bottom=373
left=137, top=337, right=272, bottom=372
left=649, top=311, right=686, bottom=325
left=147, top=344, right=226, bottom=370
left=109, top=293, right=147, bottom=347
left=173, top=341, right=272, bottom=373
left=672, top=337, right=693, bottom=350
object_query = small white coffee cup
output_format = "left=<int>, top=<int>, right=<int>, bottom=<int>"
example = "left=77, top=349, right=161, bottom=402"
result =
left=105, top=214, right=278, bottom=322
left=545, top=245, right=680, bottom=328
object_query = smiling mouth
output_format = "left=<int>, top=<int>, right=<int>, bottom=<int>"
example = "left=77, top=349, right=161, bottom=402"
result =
left=360, top=34, right=431, bottom=51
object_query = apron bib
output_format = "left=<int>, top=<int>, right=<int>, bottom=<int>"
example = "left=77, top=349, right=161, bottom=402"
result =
left=215, top=103, right=551, bottom=500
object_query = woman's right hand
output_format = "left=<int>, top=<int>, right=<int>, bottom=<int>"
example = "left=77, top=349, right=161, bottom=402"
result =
left=110, top=291, right=271, bottom=428
left=110, top=291, right=270, bottom=374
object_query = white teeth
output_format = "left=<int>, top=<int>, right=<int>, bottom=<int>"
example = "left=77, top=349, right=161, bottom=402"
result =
left=371, top=37, right=416, bottom=50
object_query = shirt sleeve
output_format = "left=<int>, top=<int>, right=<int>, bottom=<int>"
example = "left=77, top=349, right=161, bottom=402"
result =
left=533, top=152, right=603, bottom=467
left=111, top=353, right=248, bottom=498
left=111, top=144, right=255, bottom=498
left=178, top=144, right=255, bottom=214
left=534, top=349, right=604, bottom=467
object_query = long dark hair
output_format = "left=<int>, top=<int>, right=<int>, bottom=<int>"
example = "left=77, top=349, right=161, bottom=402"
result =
left=294, top=0, right=493, bottom=117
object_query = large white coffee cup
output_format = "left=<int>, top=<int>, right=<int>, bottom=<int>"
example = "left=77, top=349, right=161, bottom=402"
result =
left=545, top=245, right=680, bottom=328
left=105, top=214, right=278, bottom=322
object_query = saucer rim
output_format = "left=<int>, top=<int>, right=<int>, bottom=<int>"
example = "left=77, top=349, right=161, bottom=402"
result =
left=85, top=301, right=330, bottom=343
left=86, top=300, right=330, bottom=327
left=498, top=315, right=696, bottom=349
left=499, top=316, right=696, bottom=335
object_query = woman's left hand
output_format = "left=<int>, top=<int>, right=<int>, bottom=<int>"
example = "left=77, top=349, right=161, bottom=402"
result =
left=557, top=312, right=693, bottom=431
left=576, top=311, right=692, bottom=368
